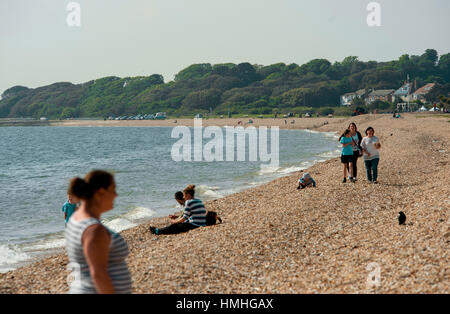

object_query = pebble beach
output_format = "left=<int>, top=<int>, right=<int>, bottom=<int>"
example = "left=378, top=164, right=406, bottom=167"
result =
left=0, top=113, right=449, bottom=294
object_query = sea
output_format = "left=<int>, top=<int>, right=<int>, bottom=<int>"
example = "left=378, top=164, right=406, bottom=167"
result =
left=0, top=125, right=340, bottom=273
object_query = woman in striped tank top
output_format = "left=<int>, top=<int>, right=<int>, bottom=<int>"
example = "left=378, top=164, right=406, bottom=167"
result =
left=65, top=170, right=132, bottom=294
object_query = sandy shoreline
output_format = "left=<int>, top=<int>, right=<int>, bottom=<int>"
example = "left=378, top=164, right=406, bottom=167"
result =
left=48, top=116, right=341, bottom=131
left=1, top=113, right=449, bottom=293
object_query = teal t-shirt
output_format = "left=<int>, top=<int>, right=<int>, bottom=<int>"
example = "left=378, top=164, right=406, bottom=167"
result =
left=340, top=136, right=353, bottom=156
left=62, top=202, right=77, bottom=223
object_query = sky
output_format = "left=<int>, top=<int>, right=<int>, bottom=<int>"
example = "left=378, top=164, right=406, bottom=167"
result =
left=1, top=0, right=449, bottom=95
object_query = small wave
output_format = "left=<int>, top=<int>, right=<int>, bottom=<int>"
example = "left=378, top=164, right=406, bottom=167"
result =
left=196, top=185, right=223, bottom=199
left=121, top=206, right=156, bottom=221
left=278, top=166, right=307, bottom=174
left=104, top=218, right=138, bottom=233
left=0, top=244, right=30, bottom=272
left=318, top=149, right=341, bottom=158
left=302, top=129, right=338, bottom=139
left=303, top=129, right=320, bottom=134
left=22, top=238, right=66, bottom=251
left=258, top=165, right=280, bottom=175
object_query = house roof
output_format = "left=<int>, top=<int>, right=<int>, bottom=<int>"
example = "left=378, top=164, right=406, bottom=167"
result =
left=355, top=89, right=366, bottom=96
left=342, top=89, right=366, bottom=97
left=394, top=83, right=412, bottom=96
left=369, top=89, right=395, bottom=97
left=414, top=83, right=435, bottom=95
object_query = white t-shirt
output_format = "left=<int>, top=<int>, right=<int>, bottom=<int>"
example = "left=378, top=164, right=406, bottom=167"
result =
left=361, top=136, right=380, bottom=160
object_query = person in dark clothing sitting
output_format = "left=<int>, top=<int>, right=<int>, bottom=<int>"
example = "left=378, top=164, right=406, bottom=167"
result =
left=149, top=185, right=207, bottom=235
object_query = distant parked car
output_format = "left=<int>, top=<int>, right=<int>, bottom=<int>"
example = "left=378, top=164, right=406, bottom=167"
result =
left=155, top=112, right=167, bottom=120
left=194, top=114, right=203, bottom=119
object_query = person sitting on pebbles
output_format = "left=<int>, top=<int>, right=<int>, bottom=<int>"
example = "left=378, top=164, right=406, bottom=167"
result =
left=149, top=185, right=206, bottom=235
left=297, top=173, right=316, bottom=190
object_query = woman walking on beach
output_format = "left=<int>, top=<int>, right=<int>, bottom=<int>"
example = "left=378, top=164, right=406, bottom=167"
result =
left=149, top=185, right=207, bottom=235
left=361, top=127, right=381, bottom=183
left=348, top=122, right=363, bottom=181
left=339, top=129, right=354, bottom=183
left=65, top=170, right=132, bottom=294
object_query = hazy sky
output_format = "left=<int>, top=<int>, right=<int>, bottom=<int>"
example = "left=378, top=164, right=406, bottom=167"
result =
left=1, top=0, right=449, bottom=94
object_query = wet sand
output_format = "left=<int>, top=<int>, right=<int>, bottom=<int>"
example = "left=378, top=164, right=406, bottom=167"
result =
left=1, top=113, right=449, bottom=293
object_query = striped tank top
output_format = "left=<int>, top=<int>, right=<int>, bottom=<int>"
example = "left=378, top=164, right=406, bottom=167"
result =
left=65, top=217, right=132, bottom=294
left=182, top=198, right=207, bottom=227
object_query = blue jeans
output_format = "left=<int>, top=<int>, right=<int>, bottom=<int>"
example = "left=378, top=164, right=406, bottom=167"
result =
left=364, top=158, right=379, bottom=182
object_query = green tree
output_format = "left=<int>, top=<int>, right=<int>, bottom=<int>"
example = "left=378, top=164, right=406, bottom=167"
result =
left=175, top=64, right=212, bottom=81
left=181, top=89, right=221, bottom=110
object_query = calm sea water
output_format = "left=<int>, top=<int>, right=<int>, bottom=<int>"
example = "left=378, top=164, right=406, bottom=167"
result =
left=0, top=125, right=339, bottom=272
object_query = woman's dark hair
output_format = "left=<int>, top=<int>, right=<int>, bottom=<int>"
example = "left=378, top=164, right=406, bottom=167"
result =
left=183, top=184, right=196, bottom=197
left=339, top=129, right=351, bottom=141
left=348, top=122, right=357, bottom=131
left=365, top=127, right=375, bottom=136
left=174, top=191, right=184, bottom=200
left=68, top=170, right=114, bottom=200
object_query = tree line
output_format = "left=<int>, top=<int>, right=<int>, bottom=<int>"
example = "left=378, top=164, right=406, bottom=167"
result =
left=1, top=49, right=449, bottom=119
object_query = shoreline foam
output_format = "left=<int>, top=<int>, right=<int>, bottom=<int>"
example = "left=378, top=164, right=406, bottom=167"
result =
left=0, top=128, right=340, bottom=274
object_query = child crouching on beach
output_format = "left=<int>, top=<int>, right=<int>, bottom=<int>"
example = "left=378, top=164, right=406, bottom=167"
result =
left=297, top=173, right=316, bottom=189
left=339, top=129, right=354, bottom=183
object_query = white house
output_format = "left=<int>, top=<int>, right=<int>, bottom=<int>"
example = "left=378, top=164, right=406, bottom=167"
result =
left=393, top=82, right=414, bottom=102
left=340, top=89, right=366, bottom=106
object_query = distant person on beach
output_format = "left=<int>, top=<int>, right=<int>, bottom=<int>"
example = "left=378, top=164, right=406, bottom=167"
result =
left=149, top=185, right=207, bottom=235
left=339, top=129, right=354, bottom=183
left=348, top=123, right=363, bottom=182
left=361, top=127, right=381, bottom=184
left=297, top=173, right=316, bottom=189
left=62, top=193, right=80, bottom=225
left=65, top=170, right=132, bottom=294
